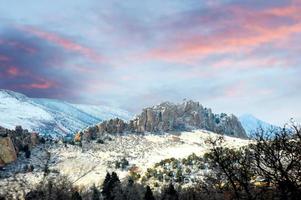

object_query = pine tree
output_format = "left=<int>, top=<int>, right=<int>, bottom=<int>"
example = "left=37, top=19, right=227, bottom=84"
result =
left=144, top=186, right=155, bottom=200
left=102, top=172, right=111, bottom=198
left=71, top=191, right=82, bottom=200
left=111, top=183, right=124, bottom=200
left=161, top=184, right=178, bottom=200
left=123, top=179, right=143, bottom=200
left=91, top=184, right=100, bottom=200
left=110, top=172, right=120, bottom=185
left=102, top=172, right=121, bottom=200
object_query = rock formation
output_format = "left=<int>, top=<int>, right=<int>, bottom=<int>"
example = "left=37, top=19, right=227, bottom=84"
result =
left=0, top=126, right=41, bottom=166
left=83, top=100, right=247, bottom=140
left=0, top=136, right=17, bottom=167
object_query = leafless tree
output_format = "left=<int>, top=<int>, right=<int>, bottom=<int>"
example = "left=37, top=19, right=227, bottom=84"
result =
left=250, top=122, right=301, bottom=200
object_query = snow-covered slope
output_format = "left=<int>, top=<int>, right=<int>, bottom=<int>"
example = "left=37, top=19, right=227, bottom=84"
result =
left=239, top=114, right=278, bottom=136
left=0, top=89, right=132, bottom=137
left=0, top=130, right=250, bottom=193
left=0, top=90, right=54, bottom=132
left=72, top=104, right=131, bottom=121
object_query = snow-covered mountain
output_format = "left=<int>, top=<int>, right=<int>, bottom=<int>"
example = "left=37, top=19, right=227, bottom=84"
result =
left=239, top=114, right=278, bottom=136
left=0, top=89, right=132, bottom=137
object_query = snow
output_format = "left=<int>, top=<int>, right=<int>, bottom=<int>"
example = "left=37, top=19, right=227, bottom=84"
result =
left=72, top=104, right=132, bottom=122
left=239, top=114, right=278, bottom=136
left=0, top=130, right=251, bottom=197
left=0, top=90, right=132, bottom=136
left=0, top=90, right=54, bottom=130
left=47, top=130, right=250, bottom=187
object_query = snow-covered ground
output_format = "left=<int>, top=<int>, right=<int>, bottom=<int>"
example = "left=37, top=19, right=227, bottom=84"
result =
left=0, top=89, right=132, bottom=137
left=0, top=130, right=250, bottom=198
left=49, top=130, right=250, bottom=187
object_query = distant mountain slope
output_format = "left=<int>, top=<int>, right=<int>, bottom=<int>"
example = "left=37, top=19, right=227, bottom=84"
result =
left=72, top=104, right=131, bottom=121
left=239, top=114, right=278, bottom=136
left=0, top=90, right=132, bottom=137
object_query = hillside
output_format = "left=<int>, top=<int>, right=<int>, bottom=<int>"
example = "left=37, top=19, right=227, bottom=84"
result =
left=0, top=90, right=132, bottom=137
left=239, top=114, right=278, bottom=136
left=0, top=130, right=250, bottom=198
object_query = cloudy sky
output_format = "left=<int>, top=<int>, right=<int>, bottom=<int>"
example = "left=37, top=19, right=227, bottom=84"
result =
left=0, top=0, right=300, bottom=125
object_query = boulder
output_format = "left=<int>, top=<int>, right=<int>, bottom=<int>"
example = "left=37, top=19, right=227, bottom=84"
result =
left=30, top=132, right=39, bottom=146
left=0, top=136, right=17, bottom=165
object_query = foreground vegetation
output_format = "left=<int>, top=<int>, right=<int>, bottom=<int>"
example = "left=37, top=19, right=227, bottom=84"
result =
left=1, top=121, right=301, bottom=200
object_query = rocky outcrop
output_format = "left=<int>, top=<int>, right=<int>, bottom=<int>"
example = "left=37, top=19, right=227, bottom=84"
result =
left=0, top=136, right=17, bottom=166
left=0, top=126, right=41, bottom=166
left=84, top=100, right=247, bottom=139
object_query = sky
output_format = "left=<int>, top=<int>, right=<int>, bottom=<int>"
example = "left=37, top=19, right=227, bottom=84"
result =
left=0, top=0, right=300, bottom=125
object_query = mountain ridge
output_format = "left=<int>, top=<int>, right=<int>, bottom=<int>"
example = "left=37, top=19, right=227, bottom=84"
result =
left=1, top=89, right=276, bottom=139
left=0, top=89, right=132, bottom=137
left=80, top=100, right=248, bottom=139
left=239, top=114, right=278, bottom=136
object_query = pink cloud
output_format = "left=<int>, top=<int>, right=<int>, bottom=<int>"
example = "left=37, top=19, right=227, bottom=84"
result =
left=5, top=40, right=36, bottom=54
left=222, top=81, right=273, bottom=99
left=224, top=81, right=246, bottom=98
left=21, top=78, right=57, bottom=90
left=0, top=55, right=10, bottom=61
left=145, top=4, right=301, bottom=63
left=7, top=66, right=20, bottom=76
left=211, top=56, right=294, bottom=70
left=20, top=26, right=103, bottom=62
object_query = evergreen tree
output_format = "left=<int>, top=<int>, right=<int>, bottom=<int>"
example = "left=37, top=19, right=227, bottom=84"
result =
left=123, top=179, right=143, bottom=200
left=111, top=172, right=120, bottom=185
left=161, top=184, right=178, bottom=200
left=128, top=178, right=134, bottom=186
left=144, top=186, right=155, bottom=200
left=102, top=172, right=121, bottom=200
left=102, top=172, right=112, bottom=198
left=71, top=191, right=82, bottom=200
left=111, top=183, right=124, bottom=200
left=91, top=184, right=100, bottom=200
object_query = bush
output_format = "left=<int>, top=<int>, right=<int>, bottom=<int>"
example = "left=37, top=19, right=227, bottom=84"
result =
left=115, top=157, right=129, bottom=170
left=96, top=139, right=104, bottom=144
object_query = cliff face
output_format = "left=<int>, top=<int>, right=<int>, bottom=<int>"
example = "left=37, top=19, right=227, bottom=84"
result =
left=0, top=136, right=17, bottom=166
left=0, top=126, right=40, bottom=166
left=82, top=101, right=247, bottom=139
